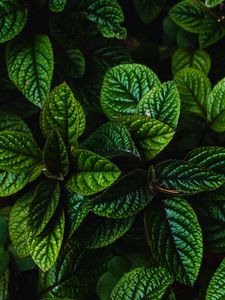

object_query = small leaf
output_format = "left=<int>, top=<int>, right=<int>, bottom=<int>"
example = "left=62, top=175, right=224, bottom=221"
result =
left=172, top=48, right=211, bottom=75
left=134, top=0, right=166, bottom=24
left=48, top=0, right=68, bottom=12
left=81, top=122, right=140, bottom=158
left=9, top=192, right=34, bottom=258
left=82, top=0, right=127, bottom=39
left=6, top=34, right=54, bottom=107
left=41, top=82, right=85, bottom=144
left=174, top=67, right=211, bottom=118
left=66, top=149, right=121, bottom=196
left=0, top=247, right=10, bottom=278
left=28, top=180, right=60, bottom=236
left=145, top=198, right=203, bottom=286
left=0, top=216, right=9, bottom=246
left=111, top=266, right=173, bottom=300
left=43, top=130, right=69, bottom=179
left=0, top=269, right=9, bottom=300
left=155, top=159, right=224, bottom=195
left=27, top=209, right=65, bottom=272
left=0, top=131, right=42, bottom=172
left=205, top=0, right=224, bottom=7
left=81, top=216, right=134, bottom=249
left=120, top=115, right=174, bottom=160
left=206, top=257, right=225, bottom=299
left=0, top=111, right=31, bottom=134
left=0, top=1, right=27, bottom=43
left=59, top=48, right=85, bottom=79
left=207, top=78, right=225, bottom=132
left=101, top=63, right=160, bottom=120
left=169, top=0, right=205, bottom=33
left=136, top=81, right=180, bottom=129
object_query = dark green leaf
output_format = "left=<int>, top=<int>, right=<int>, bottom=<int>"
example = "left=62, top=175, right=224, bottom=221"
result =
left=0, top=111, right=31, bottom=133
left=48, top=0, right=68, bottom=12
left=59, top=48, right=85, bottom=79
left=0, top=216, right=9, bottom=246
left=134, top=0, right=166, bottom=24
left=0, top=269, right=9, bottom=300
left=0, top=247, right=10, bottom=278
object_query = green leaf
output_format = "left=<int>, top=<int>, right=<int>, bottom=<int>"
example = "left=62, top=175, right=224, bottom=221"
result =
left=82, top=0, right=127, bottom=39
left=205, top=0, right=224, bottom=7
left=101, top=63, right=160, bottom=120
left=90, top=170, right=151, bottom=218
left=120, top=115, right=174, bottom=160
left=48, top=0, right=68, bottom=12
left=169, top=0, right=205, bottom=33
left=134, top=0, right=166, bottom=24
left=81, top=122, right=140, bottom=159
left=111, top=266, right=173, bottom=300
left=27, top=208, right=65, bottom=272
left=0, top=216, right=9, bottom=246
left=0, top=131, right=41, bottom=172
left=207, top=78, right=225, bottom=132
left=0, top=247, right=10, bottom=278
left=174, top=67, right=211, bottom=118
left=41, top=82, right=85, bottom=145
left=6, top=34, right=54, bottom=107
left=81, top=216, right=134, bottom=249
left=28, top=180, right=60, bottom=236
left=145, top=197, right=203, bottom=286
left=155, top=159, right=224, bottom=195
left=66, top=149, right=121, bottom=196
left=43, top=130, right=69, bottom=179
left=9, top=192, right=34, bottom=258
left=0, top=1, right=27, bottom=43
left=136, top=81, right=180, bottom=129
left=206, top=257, right=225, bottom=299
left=0, top=269, right=9, bottom=300
left=0, top=111, right=31, bottom=134
left=172, top=48, right=211, bottom=75
left=199, top=14, right=225, bottom=49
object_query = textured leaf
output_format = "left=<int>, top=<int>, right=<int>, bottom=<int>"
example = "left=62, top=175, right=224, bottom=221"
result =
left=0, top=131, right=41, bottom=172
left=9, top=192, right=34, bottom=258
left=43, top=130, right=69, bottom=179
left=0, top=269, right=9, bottom=300
left=0, top=111, right=31, bottom=134
left=206, top=257, right=225, bottom=299
left=120, top=115, right=174, bottom=160
left=81, top=122, right=140, bottom=158
left=59, top=48, right=85, bottom=79
left=136, top=81, right=180, bottom=129
left=155, top=159, right=224, bottom=195
left=82, top=0, right=127, bottom=39
left=0, top=1, right=27, bottom=43
left=90, top=170, right=151, bottom=218
left=28, top=180, right=60, bottom=236
left=111, top=266, right=173, bottom=300
left=205, top=0, right=224, bottom=7
left=27, top=209, right=65, bottom=272
left=169, top=0, right=205, bottom=33
left=134, top=0, right=166, bottom=24
left=174, top=68, right=211, bottom=118
left=172, top=48, right=211, bottom=75
left=207, top=78, right=225, bottom=132
left=81, top=216, right=134, bottom=249
left=66, top=149, right=121, bottom=196
left=6, top=34, right=54, bottom=107
left=41, top=82, right=85, bottom=144
left=48, top=0, right=68, bottom=12
left=145, top=197, right=203, bottom=286
left=101, top=63, right=160, bottom=120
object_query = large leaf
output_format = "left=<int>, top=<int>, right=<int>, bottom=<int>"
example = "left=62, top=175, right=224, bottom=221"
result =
left=155, top=159, right=224, bottom=195
left=120, top=115, right=174, bottom=160
left=28, top=180, right=60, bottom=236
left=81, top=122, right=140, bottom=158
left=0, top=0, right=27, bottom=43
left=90, top=170, right=151, bottom=218
left=66, top=149, right=121, bottom=196
left=207, top=78, right=225, bottom=132
left=0, top=111, right=31, bottom=133
left=48, top=0, right=68, bottom=12
left=111, top=266, right=173, bottom=300
left=27, top=209, right=65, bottom=272
left=145, top=197, right=203, bottom=286
left=6, top=34, right=54, bottom=107
left=0, top=131, right=41, bottom=172
left=174, top=67, right=211, bottom=118
left=169, top=0, right=205, bottom=33
left=136, top=81, right=180, bottom=129
left=9, top=192, right=34, bottom=258
left=43, top=130, right=69, bottom=179
left=206, top=257, right=225, bottom=299
left=172, top=48, right=211, bottom=75
left=205, top=0, right=224, bottom=7
left=82, top=0, right=127, bottom=39
left=101, top=63, right=160, bottom=120
left=41, top=82, right=85, bottom=145
left=134, top=0, right=166, bottom=24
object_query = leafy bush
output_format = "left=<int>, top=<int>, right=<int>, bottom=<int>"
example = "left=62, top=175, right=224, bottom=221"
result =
left=1, top=0, right=225, bottom=299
